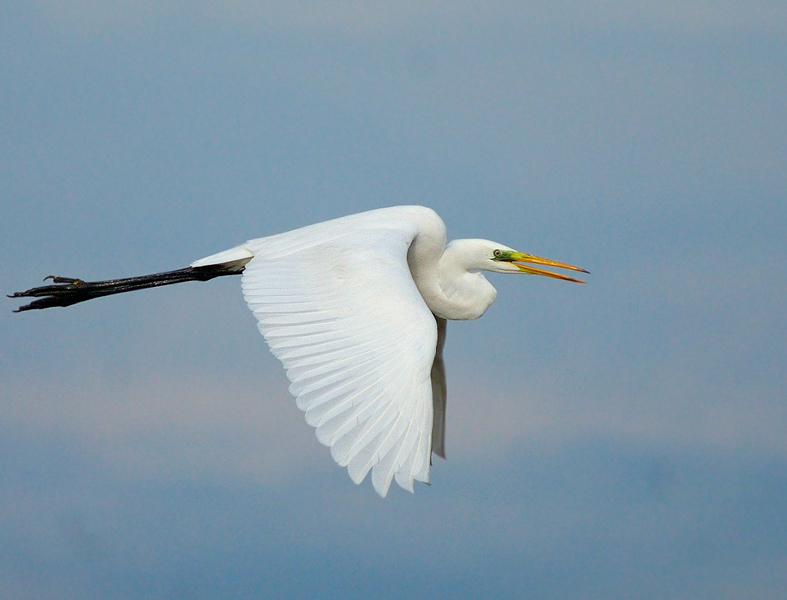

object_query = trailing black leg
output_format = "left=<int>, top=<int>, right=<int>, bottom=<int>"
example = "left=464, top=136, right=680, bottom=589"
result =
left=9, top=263, right=244, bottom=312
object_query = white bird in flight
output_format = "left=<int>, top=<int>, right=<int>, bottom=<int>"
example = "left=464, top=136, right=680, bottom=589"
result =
left=11, top=206, right=587, bottom=497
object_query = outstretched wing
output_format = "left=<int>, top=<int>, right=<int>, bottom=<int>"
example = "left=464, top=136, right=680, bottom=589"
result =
left=240, top=218, right=438, bottom=497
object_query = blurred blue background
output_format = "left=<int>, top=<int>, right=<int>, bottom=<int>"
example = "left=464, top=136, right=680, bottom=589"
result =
left=1, top=2, right=785, bottom=598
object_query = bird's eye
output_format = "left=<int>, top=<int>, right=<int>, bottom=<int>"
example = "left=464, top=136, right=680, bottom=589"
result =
left=493, top=249, right=502, bottom=258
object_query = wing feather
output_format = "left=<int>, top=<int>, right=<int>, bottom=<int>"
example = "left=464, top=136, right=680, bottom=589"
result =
left=239, top=214, right=438, bottom=496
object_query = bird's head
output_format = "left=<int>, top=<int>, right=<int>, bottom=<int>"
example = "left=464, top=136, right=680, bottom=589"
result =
left=452, top=239, right=588, bottom=283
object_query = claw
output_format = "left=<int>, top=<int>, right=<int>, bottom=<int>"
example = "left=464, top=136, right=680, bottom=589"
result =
left=43, top=276, right=85, bottom=285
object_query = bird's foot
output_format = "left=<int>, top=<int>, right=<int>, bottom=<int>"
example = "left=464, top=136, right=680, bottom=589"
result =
left=8, top=276, right=91, bottom=311
left=9, top=276, right=86, bottom=298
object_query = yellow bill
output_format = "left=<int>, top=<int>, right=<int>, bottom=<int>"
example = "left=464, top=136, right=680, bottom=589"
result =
left=509, top=251, right=589, bottom=283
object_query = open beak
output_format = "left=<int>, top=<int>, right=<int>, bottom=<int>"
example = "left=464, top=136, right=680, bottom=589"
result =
left=509, top=252, right=589, bottom=283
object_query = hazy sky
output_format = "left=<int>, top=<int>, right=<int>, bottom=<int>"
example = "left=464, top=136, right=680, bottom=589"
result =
left=2, top=2, right=786, bottom=599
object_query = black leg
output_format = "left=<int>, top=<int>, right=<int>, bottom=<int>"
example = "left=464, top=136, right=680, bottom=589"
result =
left=9, top=264, right=243, bottom=312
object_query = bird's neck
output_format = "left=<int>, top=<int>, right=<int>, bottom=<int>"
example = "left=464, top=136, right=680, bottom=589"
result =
left=409, top=239, right=498, bottom=321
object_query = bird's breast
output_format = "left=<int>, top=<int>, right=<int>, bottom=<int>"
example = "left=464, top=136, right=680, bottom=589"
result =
left=427, top=272, right=497, bottom=321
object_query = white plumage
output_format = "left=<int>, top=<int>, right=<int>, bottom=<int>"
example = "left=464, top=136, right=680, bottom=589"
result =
left=13, top=205, right=586, bottom=497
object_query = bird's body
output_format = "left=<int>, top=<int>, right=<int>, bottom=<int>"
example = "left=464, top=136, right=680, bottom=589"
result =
left=11, top=206, right=587, bottom=497
left=193, top=206, right=497, bottom=320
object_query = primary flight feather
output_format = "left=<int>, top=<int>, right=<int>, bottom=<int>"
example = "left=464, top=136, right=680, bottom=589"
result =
left=10, top=206, right=587, bottom=497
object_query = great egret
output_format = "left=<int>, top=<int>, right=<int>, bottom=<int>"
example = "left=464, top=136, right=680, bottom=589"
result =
left=11, top=206, right=587, bottom=497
